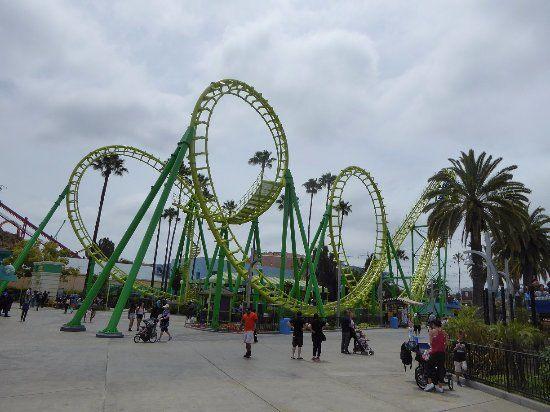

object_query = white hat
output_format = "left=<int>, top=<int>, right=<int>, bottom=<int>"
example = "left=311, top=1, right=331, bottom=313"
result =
left=163, top=304, right=170, bottom=309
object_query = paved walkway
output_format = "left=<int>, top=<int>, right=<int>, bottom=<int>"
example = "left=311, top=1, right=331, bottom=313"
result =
left=0, top=308, right=531, bottom=411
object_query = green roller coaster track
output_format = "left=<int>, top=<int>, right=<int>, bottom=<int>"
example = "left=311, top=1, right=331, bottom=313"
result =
left=0, top=79, right=447, bottom=335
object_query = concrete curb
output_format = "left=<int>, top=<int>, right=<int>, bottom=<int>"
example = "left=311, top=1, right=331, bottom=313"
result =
left=466, top=380, right=548, bottom=411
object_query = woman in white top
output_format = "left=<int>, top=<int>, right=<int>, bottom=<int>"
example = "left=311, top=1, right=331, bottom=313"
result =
left=136, top=302, right=146, bottom=330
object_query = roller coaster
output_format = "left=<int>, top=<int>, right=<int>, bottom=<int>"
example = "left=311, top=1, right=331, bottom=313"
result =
left=0, top=79, right=449, bottom=337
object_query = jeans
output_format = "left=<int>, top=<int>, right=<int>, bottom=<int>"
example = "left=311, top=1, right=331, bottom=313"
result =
left=341, top=331, right=351, bottom=352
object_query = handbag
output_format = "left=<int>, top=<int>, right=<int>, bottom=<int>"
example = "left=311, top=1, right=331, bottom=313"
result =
left=321, top=332, right=326, bottom=342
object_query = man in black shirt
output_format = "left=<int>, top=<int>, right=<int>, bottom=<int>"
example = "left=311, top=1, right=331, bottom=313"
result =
left=341, top=310, right=351, bottom=354
left=290, top=311, right=305, bottom=359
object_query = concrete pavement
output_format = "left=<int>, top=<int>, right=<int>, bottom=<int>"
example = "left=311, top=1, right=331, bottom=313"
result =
left=0, top=307, right=532, bottom=411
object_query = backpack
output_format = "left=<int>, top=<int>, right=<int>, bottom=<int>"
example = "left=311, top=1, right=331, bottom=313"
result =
left=400, top=342, right=413, bottom=370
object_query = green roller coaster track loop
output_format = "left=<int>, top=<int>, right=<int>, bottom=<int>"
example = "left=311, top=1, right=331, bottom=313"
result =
left=4, top=78, right=447, bottom=327
left=65, top=145, right=194, bottom=301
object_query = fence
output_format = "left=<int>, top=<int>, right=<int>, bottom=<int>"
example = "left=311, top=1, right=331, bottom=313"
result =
left=446, top=343, right=549, bottom=404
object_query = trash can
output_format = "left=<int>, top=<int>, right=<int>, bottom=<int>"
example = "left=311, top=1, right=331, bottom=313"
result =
left=390, top=316, right=399, bottom=329
left=279, top=317, right=291, bottom=334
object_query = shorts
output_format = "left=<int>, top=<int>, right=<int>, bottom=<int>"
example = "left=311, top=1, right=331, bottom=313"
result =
left=243, top=331, right=254, bottom=344
left=160, top=324, right=169, bottom=332
left=128, top=313, right=136, bottom=320
left=454, top=361, right=467, bottom=373
left=137, top=314, right=144, bottom=320
left=413, top=325, right=421, bottom=333
left=292, top=334, right=303, bottom=347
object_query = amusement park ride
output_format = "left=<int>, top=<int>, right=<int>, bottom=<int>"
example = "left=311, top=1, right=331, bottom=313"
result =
left=0, top=79, right=451, bottom=337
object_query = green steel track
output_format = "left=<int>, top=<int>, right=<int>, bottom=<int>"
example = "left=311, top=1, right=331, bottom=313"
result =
left=61, top=79, right=439, bottom=314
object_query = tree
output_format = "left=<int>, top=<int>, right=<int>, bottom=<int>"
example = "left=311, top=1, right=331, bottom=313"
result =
left=319, top=172, right=336, bottom=206
left=396, top=249, right=408, bottom=261
left=303, top=178, right=322, bottom=247
left=161, top=207, right=179, bottom=290
left=197, top=173, right=214, bottom=200
left=98, top=237, right=115, bottom=258
left=248, top=150, right=276, bottom=179
left=423, top=150, right=530, bottom=306
left=315, top=246, right=338, bottom=300
left=223, top=200, right=237, bottom=216
left=335, top=200, right=352, bottom=231
left=87, top=154, right=128, bottom=292
left=276, top=194, right=298, bottom=211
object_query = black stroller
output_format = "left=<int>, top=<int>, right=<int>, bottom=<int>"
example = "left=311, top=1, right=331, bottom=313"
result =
left=134, top=318, right=158, bottom=343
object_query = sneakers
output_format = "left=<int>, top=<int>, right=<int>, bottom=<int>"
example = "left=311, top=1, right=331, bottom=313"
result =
left=297, top=357, right=303, bottom=360
left=424, top=383, right=435, bottom=392
left=436, top=386, right=444, bottom=393
left=291, top=356, right=296, bottom=359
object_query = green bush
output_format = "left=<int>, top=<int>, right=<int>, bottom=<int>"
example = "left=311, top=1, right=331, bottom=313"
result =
left=444, top=306, right=548, bottom=352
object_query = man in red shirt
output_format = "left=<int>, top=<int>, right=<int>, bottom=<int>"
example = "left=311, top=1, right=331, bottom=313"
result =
left=241, top=306, right=258, bottom=358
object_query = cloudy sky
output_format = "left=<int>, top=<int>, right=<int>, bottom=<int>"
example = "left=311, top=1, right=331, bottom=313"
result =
left=1, top=1, right=549, bottom=291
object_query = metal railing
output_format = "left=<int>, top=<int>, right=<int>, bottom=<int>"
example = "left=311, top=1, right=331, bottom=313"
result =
left=446, top=342, right=549, bottom=404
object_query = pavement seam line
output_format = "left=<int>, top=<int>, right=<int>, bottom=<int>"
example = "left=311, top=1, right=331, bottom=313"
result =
left=102, top=339, right=110, bottom=412
left=194, top=348, right=281, bottom=412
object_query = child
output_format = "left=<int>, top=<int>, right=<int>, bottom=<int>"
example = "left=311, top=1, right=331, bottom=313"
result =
left=453, top=331, right=467, bottom=386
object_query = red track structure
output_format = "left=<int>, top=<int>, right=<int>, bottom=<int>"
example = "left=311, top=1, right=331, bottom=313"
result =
left=0, top=200, right=80, bottom=258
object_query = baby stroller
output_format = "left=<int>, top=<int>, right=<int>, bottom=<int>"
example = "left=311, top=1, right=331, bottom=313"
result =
left=409, top=341, right=453, bottom=390
left=134, top=318, right=158, bottom=343
left=353, top=330, right=374, bottom=355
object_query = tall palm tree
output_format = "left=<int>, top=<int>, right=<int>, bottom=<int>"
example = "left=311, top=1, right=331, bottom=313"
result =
left=86, top=154, right=128, bottom=293
left=423, top=150, right=530, bottom=307
left=160, top=207, right=178, bottom=290
left=335, top=200, right=352, bottom=234
left=248, top=150, right=276, bottom=179
left=303, top=178, right=322, bottom=247
left=223, top=200, right=237, bottom=216
left=319, top=172, right=337, bottom=206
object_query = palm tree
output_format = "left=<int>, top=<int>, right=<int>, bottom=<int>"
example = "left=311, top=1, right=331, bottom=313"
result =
left=223, top=200, right=237, bottom=216
left=197, top=173, right=214, bottom=200
left=319, top=172, right=336, bottom=206
left=303, top=178, right=322, bottom=247
left=423, top=150, right=530, bottom=307
left=86, top=154, right=128, bottom=293
left=276, top=194, right=298, bottom=212
left=396, top=249, right=408, bottom=261
left=248, top=150, right=276, bottom=179
left=160, top=207, right=178, bottom=290
left=335, top=200, right=352, bottom=234
left=178, top=163, right=192, bottom=185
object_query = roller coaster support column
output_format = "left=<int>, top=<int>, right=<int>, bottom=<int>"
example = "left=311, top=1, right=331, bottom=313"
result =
left=61, top=142, right=182, bottom=332
left=386, top=231, right=411, bottom=298
left=0, top=185, right=69, bottom=295
left=230, top=218, right=256, bottom=316
left=177, top=215, right=196, bottom=303
left=168, top=202, right=194, bottom=294
left=94, top=128, right=193, bottom=338
left=211, top=228, right=228, bottom=329
left=278, top=178, right=291, bottom=293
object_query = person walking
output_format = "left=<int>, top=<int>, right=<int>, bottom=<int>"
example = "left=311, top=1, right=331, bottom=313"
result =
left=424, top=319, right=447, bottom=393
left=289, top=311, right=305, bottom=360
left=158, top=304, right=172, bottom=341
left=34, top=290, right=41, bottom=311
left=1, top=291, right=13, bottom=317
left=128, top=301, right=137, bottom=331
left=241, top=306, right=258, bottom=358
left=136, top=301, right=145, bottom=330
left=310, top=313, right=326, bottom=362
left=340, top=310, right=352, bottom=354
left=413, top=313, right=421, bottom=336
left=20, top=296, right=30, bottom=322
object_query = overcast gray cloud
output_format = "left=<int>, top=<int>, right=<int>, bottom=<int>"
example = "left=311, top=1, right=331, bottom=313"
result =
left=1, top=1, right=550, bottom=291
